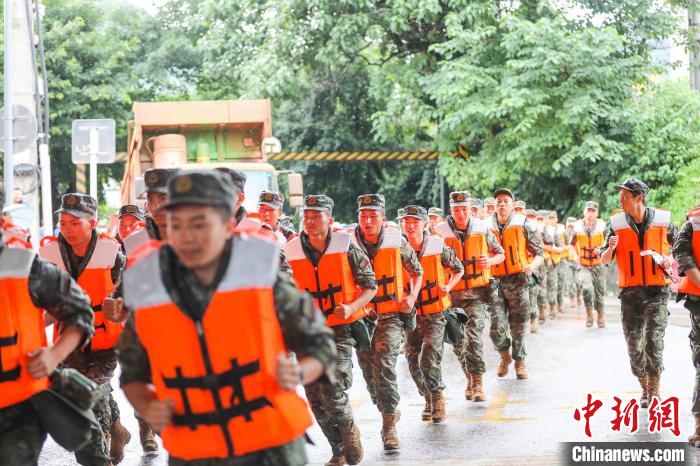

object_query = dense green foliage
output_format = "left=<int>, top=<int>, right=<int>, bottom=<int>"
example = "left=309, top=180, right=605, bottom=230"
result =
left=2, top=0, right=699, bottom=222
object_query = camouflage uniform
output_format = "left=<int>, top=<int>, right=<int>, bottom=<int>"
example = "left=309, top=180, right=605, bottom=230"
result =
left=529, top=222, right=548, bottom=322
left=296, top=229, right=376, bottom=458
left=601, top=207, right=677, bottom=378
left=0, top=247, right=94, bottom=466
left=118, top=238, right=336, bottom=466
left=542, top=224, right=562, bottom=309
left=235, top=206, right=293, bottom=276
left=441, top=218, right=503, bottom=376
left=142, top=167, right=182, bottom=241
left=672, top=218, right=700, bottom=415
left=489, top=213, right=544, bottom=361
left=354, top=226, right=423, bottom=415
left=405, top=231, right=464, bottom=396
left=56, top=232, right=125, bottom=466
left=570, top=221, right=609, bottom=313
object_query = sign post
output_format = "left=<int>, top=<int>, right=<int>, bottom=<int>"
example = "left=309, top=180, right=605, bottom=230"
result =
left=71, top=119, right=116, bottom=203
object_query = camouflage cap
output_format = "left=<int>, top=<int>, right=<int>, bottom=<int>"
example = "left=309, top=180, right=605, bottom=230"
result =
left=525, top=209, right=536, bottom=217
left=143, top=168, right=182, bottom=195
left=258, top=190, right=284, bottom=209
left=401, top=205, right=428, bottom=222
left=614, top=177, right=649, bottom=196
left=215, top=167, right=247, bottom=191
left=357, top=193, right=385, bottom=211
left=427, top=207, right=444, bottom=218
left=484, top=197, right=496, bottom=206
left=547, top=210, right=558, bottom=219
left=566, top=216, right=578, bottom=225
left=163, top=171, right=235, bottom=211
left=584, top=200, right=599, bottom=211
left=304, top=194, right=334, bottom=212
left=471, top=199, right=483, bottom=208
left=56, top=193, right=97, bottom=219
left=493, top=188, right=514, bottom=200
left=449, top=191, right=471, bottom=207
left=536, top=210, right=548, bottom=219
left=118, top=204, right=145, bottom=220
left=514, top=200, right=526, bottom=209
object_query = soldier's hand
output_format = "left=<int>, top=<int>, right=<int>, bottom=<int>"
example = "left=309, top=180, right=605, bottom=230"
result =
left=333, top=303, right=355, bottom=320
left=522, top=264, right=535, bottom=276
left=103, top=297, right=127, bottom=323
left=144, top=399, right=174, bottom=433
left=438, top=285, right=450, bottom=297
left=662, top=255, right=673, bottom=270
left=400, top=295, right=417, bottom=314
left=26, top=347, right=59, bottom=379
left=608, top=235, right=619, bottom=250
left=476, top=255, right=490, bottom=268
left=276, top=353, right=302, bottom=390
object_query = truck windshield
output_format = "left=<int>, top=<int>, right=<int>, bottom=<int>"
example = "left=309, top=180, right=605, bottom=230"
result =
left=242, top=171, right=276, bottom=213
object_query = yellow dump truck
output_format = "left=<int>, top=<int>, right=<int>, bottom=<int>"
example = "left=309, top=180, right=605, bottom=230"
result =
left=120, top=99, right=303, bottom=213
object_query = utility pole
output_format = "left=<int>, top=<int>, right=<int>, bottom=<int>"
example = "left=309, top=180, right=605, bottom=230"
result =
left=690, top=8, right=700, bottom=90
left=3, top=0, right=41, bottom=243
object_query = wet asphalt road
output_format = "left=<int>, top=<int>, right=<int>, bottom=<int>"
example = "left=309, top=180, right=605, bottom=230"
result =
left=39, top=297, right=700, bottom=465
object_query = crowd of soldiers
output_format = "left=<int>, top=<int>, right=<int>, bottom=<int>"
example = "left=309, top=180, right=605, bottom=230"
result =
left=0, top=165, right=698, bottom=466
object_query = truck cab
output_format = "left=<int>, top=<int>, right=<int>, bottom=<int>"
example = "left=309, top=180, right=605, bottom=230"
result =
left=120, top=99, right=302, bottom=212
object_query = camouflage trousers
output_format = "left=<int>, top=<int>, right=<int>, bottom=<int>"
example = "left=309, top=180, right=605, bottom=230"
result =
left=305, top=324, right=356, bottom=456
left=405, top=312, right=446, bottom=395
left=529, top=268, right=546, bottom=321
left=490, top=274, right=529, bottom=361
left=546, top=261, right=562, bottom=307
left=557, top=260, right=567, bottom=306
left=452, top=288, right=490, bottom=374
left=620, top=286, right=669, bottom=378
left=356, top=314, right=403, bottom=414
left=689, top=305, right=700, bottom=416
left=73, top=382, right=114, bottom=466
left=488, top=280, right=508, bottom=350
left=0, top=398, right=47, bottom=466
left=579, top=264, right=606, bottom=312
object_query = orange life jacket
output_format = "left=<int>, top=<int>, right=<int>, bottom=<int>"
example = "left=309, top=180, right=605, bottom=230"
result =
left=3, top=222, right=30, bottom=245
left=40, top=234, right=123, bottom=351
left=535, top=222, right=551, bottom=261
left=574, top=219, right=606, bottom=267
left=409, top=235, right=452, bottom=315
left=0, top=247, right=50, bottom=409
left=124, top=236, right=311, bottom=460
left=123, top=226, right=151, bottom=257
left=354, top=227, right=406, bottom=314
left=678, top=211, right=700, bottom=296
left=285, top=231, right=366, bottom=327
left=556, top=224, right=569, bottom=261
left=489, top=214, right=529, bottom=276
left=435, top=219, right=490, bottom=289
left=610, top=208, right=672, bottom=288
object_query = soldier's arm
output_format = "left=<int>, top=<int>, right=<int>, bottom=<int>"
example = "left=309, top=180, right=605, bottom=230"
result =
left=673, top=221, right=697, bottom=276
left=29, top=255, right=94, bottom=348
left=273, top=272, right=337, bottom=385
left=278, top=249, right=293, bottom=277
left=347, top=243, right=378, bottom=290
left=485, top=231, right=506, bottom=266
left=342, top=245, right=377, bottom=314
left=523, top=223, right=545, bottom=271
left=117, top=313, right=152, bottom=386
left=399, top=238, right=423, bottom=307
left=26, top=255, right=94, bottom=376
left=441, top=245, right=464, bottom=292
